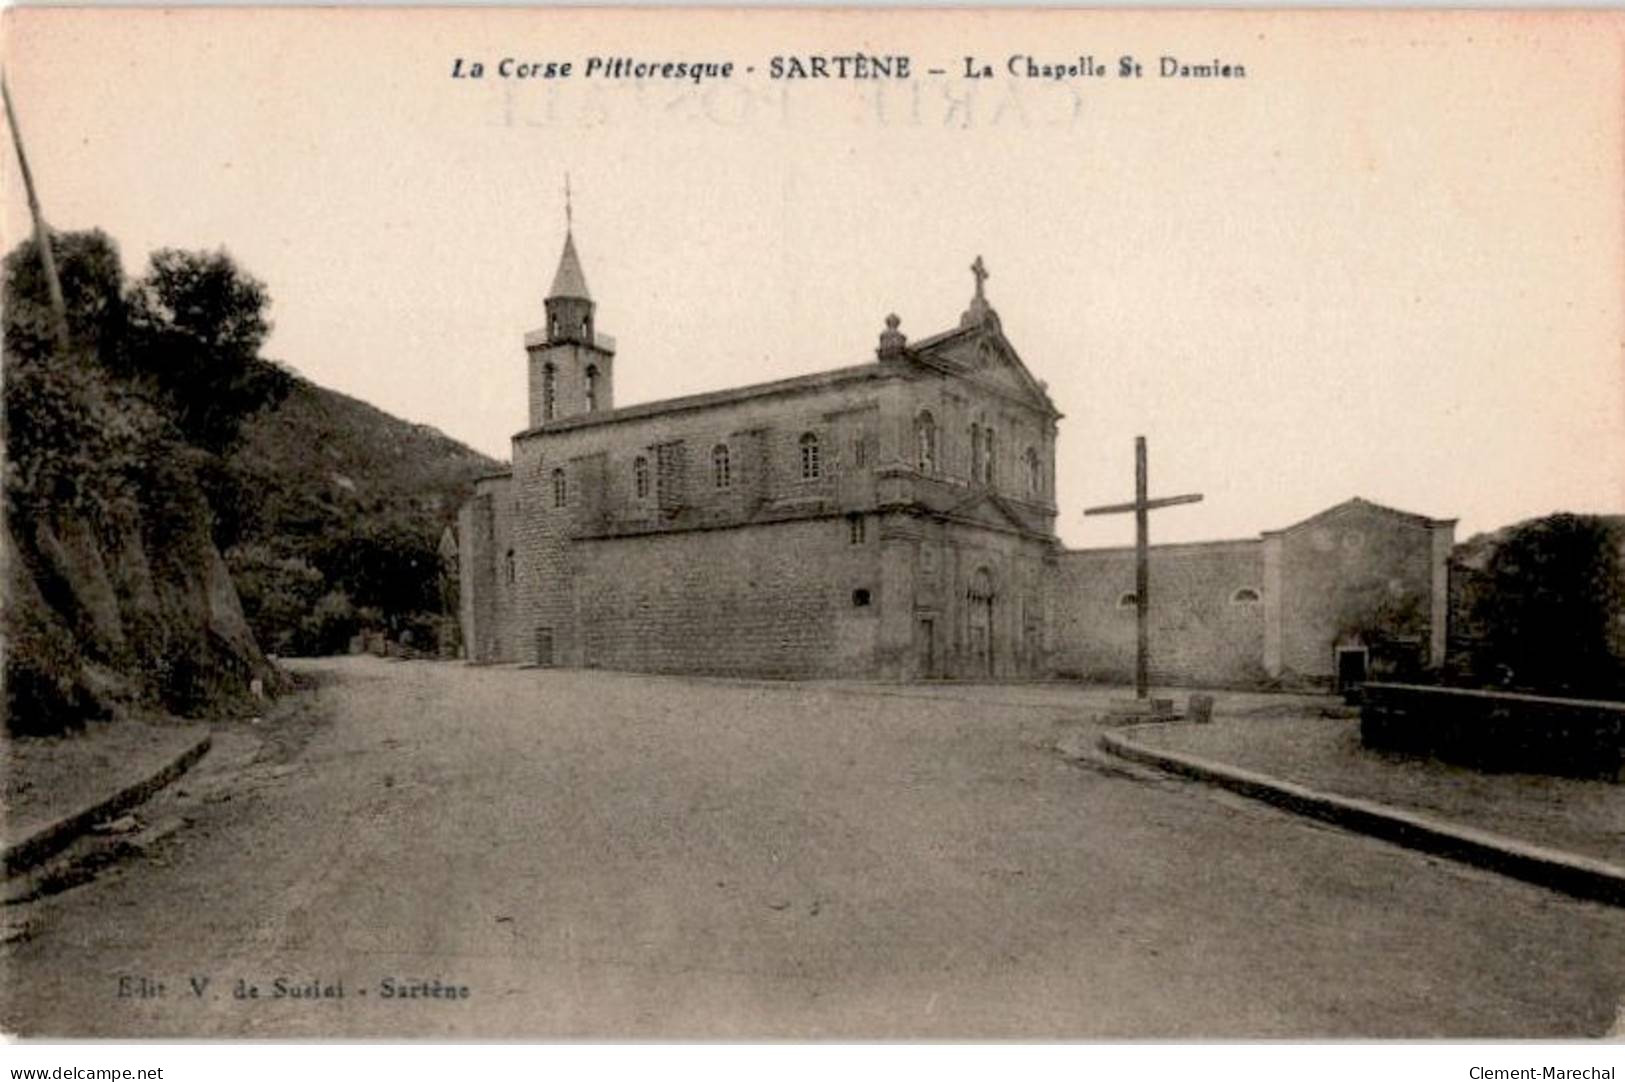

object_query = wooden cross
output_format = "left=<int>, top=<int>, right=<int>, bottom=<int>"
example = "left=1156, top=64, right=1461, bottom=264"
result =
left=970, top=255, right=989, bottom=299
left=1083, top=436, right=1204, bottom=700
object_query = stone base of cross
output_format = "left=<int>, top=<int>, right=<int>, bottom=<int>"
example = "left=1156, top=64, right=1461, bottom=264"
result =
left=1083, top=436, right=1203, bottom=701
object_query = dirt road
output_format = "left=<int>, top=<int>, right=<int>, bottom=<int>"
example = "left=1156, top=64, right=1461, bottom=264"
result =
left=5, top=657, right=1621, bottom=1038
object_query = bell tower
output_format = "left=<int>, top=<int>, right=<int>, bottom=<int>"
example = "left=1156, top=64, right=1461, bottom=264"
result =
left=526, top=179, right=614, bottom=427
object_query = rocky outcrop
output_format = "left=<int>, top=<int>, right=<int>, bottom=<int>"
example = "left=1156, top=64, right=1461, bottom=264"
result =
left=4, top=476, right=271, bottom=734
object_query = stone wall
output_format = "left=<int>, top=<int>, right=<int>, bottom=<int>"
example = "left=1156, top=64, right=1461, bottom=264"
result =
left=1361, top=682, right=1624, bottom=781
left=456, top=474, right=516, bottom=663
left=571, top=517, right=881, bottom=677
left=509, top=370, right=896, bottom=668
left=1049, top=540, right=1266, bottom=686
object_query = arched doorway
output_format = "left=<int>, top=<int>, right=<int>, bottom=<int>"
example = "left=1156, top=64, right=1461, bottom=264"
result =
left=967, top=567, right=995, bottom=677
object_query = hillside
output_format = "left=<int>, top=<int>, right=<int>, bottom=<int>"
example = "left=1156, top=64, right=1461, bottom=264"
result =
left=216, top=373, right=502, bottom=656
left=3, top=226, right=497, bottom=737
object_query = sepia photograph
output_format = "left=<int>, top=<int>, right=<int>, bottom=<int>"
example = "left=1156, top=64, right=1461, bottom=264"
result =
left=1, top=6, right=1622, bottom=1050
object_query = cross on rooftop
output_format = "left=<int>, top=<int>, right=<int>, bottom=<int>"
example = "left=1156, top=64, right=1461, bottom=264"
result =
left=971, top=255, right=989, bottom=298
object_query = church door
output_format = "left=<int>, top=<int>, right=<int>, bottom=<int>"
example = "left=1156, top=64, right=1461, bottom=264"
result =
left=1336, top=646, right=1368, bottom=695
left=916, top=617, right=936, bottom=679
left=967, top=568, right=995, bottom=677
left=968, top=615, right=990, bottom=675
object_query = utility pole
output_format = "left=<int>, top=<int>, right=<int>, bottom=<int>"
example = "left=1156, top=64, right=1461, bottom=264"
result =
left=2, top=76, right=69, bottom=354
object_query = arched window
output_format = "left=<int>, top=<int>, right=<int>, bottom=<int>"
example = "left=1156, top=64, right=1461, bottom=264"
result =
left=968, top=567, right=995, bottom=600
left=551, top=467, right=567, bottom=508
left=1117, top=592, right=1138, bottom=610
left=799, top=432, right=821, bottom=480
left=505, top=549, right=515, bottom=585
left=1231, top=587, right=1262, bottom=604
left=1024, top=447, right=1042, bottom=496
left=584, top=365, right=599, bottom=412
left=633, top=455, right=649, bottom=500
left=915, top=410, right=937, bottom=474
left=983, top=428, right=997, bottom=485
left=712, top=443, right=731, bottom=489
left=542, top=363, right=557, bottom=421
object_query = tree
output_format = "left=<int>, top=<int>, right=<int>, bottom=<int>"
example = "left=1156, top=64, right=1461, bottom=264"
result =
left=125, top=247, right=290, bottom=452
left=1, top=228, right=127, bottom=365
left=1471, top=514, right=1625, bottom=697
left=2, top=231, right=155, bottom=519
left=128, top=247, right=270, bottom=363
left=312, top=522, right=441, bottom=619
left=227, top=544, right=328, bottom=655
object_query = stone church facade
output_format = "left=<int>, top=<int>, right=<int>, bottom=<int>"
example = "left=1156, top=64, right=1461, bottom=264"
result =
left=459, top=230, right=1455, bottom=689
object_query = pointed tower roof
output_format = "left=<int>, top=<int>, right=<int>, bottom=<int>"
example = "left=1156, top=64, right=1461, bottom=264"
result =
left=549, top=231, right=591, bottom=301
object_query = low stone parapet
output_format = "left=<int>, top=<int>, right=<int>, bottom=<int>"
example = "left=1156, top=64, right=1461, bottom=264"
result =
left=1360, top=682, right=1625, bottom=781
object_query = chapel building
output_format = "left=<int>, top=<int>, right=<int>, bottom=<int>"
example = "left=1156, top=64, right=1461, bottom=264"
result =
left=460, top=233, right=1061, bottom=679
left=459, top=227, right=1456, bottom=690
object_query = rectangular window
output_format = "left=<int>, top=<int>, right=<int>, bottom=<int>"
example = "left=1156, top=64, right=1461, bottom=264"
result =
left=799, top=433, right=821, bottom=480
left=848, top=514, right=866, bottom=544
left=655, top=441, right=686, bottom=508
left=712, top=444, right=732, bottom=489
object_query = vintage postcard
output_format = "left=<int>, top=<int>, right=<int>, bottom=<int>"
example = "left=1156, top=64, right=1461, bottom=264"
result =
left=1, top=7, right=1622, bottom=1045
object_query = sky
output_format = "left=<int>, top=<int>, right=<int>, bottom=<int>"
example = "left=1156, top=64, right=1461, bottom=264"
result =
left=4, top=8, right=1621, bottom=548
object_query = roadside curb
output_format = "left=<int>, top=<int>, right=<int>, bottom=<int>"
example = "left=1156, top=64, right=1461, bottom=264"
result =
left=3, top=733, right=212, bottom=878
left=1099, top=727, right=1625, bottom=908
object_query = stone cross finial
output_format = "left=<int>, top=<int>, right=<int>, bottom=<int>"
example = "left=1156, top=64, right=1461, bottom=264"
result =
left=564, top=173, right=574, bottom=231
left=960, top=256, right=998, bottom=329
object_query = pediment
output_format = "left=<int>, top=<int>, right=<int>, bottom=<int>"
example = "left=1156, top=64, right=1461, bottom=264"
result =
left=943, top=490, right=1041, bottom=536
left=1273, top=497, right=1442, bottom=538
left=913, top=324, right=1057, bottom=416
